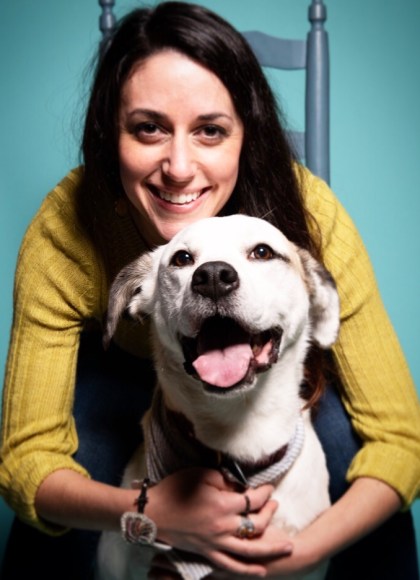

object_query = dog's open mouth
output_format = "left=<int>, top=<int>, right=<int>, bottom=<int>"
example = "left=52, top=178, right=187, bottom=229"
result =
left=181, top=316, right=282, bottom=390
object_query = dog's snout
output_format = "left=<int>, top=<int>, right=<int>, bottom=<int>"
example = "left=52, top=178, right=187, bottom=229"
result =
left=192, top=261, right=239, bottom=299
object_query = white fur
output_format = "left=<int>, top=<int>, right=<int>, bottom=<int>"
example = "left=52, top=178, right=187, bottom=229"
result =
left=97, top=215, right=340, bottom=580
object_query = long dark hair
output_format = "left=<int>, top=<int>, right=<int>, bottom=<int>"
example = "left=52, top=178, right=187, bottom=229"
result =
left=79, top=1, right=326, bottom=403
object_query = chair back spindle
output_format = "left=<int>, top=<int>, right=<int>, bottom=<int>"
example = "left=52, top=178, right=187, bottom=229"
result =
left=243, top=0, right=330, bottom=183
left=99, top=0, right=116, bottom=55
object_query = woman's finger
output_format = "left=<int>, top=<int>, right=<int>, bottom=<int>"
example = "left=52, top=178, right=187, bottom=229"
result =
left=206, top=549, right=267, bottom=577
left=233, top=500, right=278, bottom=538
left=220, top=526, right=294, bottom=560
left=234, top=484, right=275, bottom=515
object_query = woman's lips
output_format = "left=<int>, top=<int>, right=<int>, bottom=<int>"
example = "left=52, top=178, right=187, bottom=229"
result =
left=148, top=184, right=209, bottom=206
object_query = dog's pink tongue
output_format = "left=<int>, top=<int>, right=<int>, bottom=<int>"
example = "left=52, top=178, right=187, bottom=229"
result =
left=192, top=343, right=252, bottom=388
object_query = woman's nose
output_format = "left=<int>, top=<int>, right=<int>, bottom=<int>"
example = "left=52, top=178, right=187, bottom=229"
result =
left=161, top=136, right=196, bottom=181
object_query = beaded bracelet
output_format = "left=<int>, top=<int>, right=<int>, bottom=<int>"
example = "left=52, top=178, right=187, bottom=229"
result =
left=134, top=477, right=150, bottom=513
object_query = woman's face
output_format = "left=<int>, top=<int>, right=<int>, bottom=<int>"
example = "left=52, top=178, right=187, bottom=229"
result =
left=118, top=50, right=244, bottom=246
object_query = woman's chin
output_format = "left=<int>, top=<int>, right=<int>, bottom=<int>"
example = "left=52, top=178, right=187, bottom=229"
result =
left=156, top=219, right=196, bottom=243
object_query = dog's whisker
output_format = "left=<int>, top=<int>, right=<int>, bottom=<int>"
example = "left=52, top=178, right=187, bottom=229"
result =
left=256, top=206, right=276, bottom=221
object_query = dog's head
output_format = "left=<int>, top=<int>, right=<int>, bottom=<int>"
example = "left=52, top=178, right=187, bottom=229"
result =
left=105, top=215, right=339, bottom=397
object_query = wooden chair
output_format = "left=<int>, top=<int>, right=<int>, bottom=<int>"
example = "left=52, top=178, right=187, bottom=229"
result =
left=243, top=0, right=330, bottom=183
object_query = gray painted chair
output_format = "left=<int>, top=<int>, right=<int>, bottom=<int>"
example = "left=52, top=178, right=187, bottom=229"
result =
left=98, top=0, right=329, bottom=183
left=243, top=0, right=330, bottom=184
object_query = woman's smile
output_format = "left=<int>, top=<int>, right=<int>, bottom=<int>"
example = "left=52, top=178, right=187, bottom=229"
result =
left=118, top=50, right=244, bottom=246
left=146, top=184, right=211, bottom=208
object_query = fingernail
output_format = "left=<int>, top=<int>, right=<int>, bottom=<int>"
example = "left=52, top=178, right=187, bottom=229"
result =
left=283, top=543, right=293, bottom=554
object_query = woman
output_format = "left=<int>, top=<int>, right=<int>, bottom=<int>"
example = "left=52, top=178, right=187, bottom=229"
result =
left=1, top=2, right=419, bottom=578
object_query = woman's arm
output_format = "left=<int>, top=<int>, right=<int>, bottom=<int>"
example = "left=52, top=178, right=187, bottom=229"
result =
left=34, top=470, right=402, bottom=578
left=301, top=168, right=420, bottom=507
left=35, top=467, right=294, bottom=576
left=0, top=172, right=106, bottom=532
left=257, top=477, right=401, bottom=576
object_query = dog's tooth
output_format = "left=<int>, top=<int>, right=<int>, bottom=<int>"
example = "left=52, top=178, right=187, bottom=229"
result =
left=252, top=344, right=262, bottom=356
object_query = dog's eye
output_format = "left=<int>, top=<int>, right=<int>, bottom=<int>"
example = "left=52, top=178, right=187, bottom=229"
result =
left=171, top=250, right=195, bottom=267
left=250, top=244, right=275, bottom=261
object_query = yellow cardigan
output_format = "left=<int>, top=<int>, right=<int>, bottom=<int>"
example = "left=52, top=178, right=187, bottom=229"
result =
left=1, top=166, right=419, bottom=534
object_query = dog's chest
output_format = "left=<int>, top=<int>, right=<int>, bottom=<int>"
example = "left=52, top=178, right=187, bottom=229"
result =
left=270, top=423, right=331, bottom=535
left=144, top=397, right=330, bottom=533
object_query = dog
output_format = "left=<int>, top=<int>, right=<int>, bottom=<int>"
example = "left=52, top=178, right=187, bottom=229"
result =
left=96, top=214, right=340, bottom=580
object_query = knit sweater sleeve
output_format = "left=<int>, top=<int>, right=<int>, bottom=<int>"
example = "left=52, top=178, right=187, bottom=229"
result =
left=0, top=168, right=108, bottom=534
left=300, top=167, right=420, bottom=507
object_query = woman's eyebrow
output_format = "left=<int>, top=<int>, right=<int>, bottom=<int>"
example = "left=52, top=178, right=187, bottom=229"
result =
left=126, top=108, right=233, bottom=123
left=126, top=108, right=167, bottom=122
left=196, top=112, right=233, bottom=122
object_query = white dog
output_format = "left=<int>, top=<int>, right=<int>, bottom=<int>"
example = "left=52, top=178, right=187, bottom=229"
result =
left=96, top=215, right=340, bottom=580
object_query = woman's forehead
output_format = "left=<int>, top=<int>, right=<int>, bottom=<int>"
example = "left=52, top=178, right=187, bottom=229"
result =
left=120, top=50, right=239, bottom=120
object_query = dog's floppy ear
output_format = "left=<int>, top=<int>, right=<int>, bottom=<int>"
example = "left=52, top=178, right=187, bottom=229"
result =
left=103, top=247, right=161, bottom=349
left=297, top=248, right=340, bottom=348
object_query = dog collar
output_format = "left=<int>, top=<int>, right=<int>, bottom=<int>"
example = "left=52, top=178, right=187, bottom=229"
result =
left=220, top=416, right=305, bottom=488
left=145, top=390, right=305, bottom=489
left=165, top=408, right=305, bottom=488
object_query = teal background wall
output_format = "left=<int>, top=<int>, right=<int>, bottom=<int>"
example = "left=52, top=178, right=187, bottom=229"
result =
left=1, top=0, right=419, bottom=566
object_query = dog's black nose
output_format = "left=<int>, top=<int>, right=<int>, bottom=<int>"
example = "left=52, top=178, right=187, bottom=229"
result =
left=192, top=261, right=239, bottom=299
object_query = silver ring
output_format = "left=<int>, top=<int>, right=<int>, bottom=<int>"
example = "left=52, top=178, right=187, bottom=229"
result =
left=236, top=516, right=256, bottom=539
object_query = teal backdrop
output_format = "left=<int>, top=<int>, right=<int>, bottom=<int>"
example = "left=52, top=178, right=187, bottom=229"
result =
left=1, top=0, right=419, bottom=566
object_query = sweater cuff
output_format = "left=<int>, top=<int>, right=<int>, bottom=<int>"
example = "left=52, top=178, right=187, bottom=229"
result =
left=5, top=454, right=90, bottom=536
left=347, top=442, right=420, bottom=508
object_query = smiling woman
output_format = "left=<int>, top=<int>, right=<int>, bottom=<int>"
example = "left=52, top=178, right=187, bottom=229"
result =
left=0, top=2, right=419, bottom=579
left=117, top=51, right=244, bottom=246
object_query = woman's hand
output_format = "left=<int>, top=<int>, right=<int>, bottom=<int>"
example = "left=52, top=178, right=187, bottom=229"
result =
left=196, top=477, right=402, bottom=578
left=36, top=468, right=400, bottom=577
left=35, top=465, right=292, bottom=577
left=253, top=477, right=402, bottom=578
left=146, top=468, right=293, bottom=576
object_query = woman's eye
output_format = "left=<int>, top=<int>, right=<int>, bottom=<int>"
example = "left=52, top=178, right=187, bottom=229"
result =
left=170, top=250, right=195, bottom=267
left=133, top=122, right=164, bottom=141
left=198, top=125, right=227, bottom=141
left=249, top=244, right=275, bottom=261
left=137, top=122, right=157, bottom=133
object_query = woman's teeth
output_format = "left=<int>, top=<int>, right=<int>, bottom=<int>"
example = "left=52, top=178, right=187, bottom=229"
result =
left=157, top=189, right=201, bottom=205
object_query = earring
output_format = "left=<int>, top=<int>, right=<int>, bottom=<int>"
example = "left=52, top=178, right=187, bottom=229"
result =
left=114, top=197, right=128, bottom=217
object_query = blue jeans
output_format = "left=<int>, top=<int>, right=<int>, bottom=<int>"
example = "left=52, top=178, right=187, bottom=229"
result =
left=1, top=333, right=419, bottom=579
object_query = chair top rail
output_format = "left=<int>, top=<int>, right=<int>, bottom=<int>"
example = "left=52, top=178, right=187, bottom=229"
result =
left=242, top=31, right=306, bottom=70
